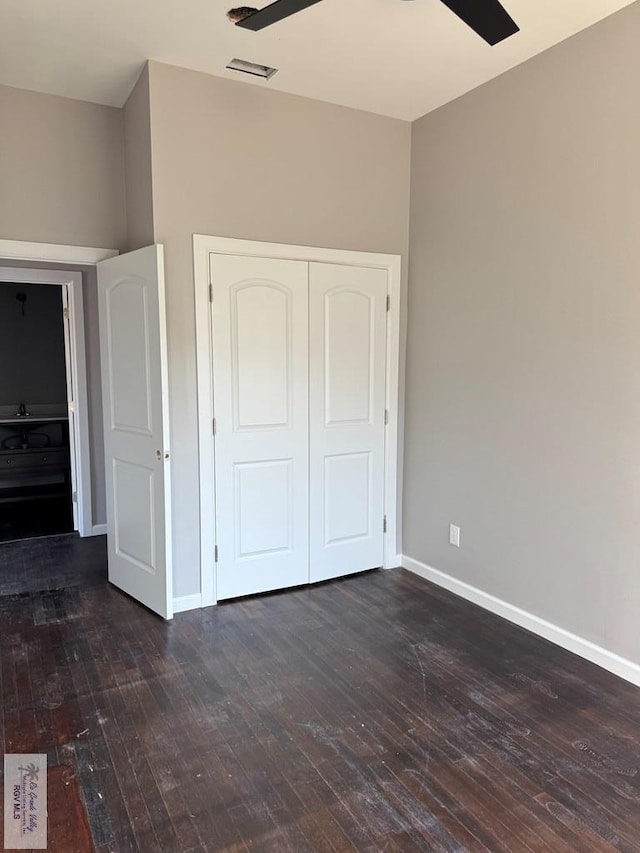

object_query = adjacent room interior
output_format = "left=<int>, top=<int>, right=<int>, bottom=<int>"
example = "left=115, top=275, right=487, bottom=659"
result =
left=0, top=281, right=73, bottom=541
left=1, top=0, right=640, bottom=849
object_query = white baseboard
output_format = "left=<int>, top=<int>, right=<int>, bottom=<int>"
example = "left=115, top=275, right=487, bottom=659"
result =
left=384, top=555, right=403, bottom=570
left=173, top=593, right=203, bottom=614
left=90, top=524, right=107, bottom=536
left=401, top=555, right=640, bottom=688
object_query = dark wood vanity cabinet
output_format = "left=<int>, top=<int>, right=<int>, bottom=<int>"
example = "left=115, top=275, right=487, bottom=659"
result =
left=0, top=417, right=71, bottom=502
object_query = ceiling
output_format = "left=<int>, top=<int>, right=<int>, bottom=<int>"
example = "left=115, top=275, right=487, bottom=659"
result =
left=0, top=0, right=635, bottom=120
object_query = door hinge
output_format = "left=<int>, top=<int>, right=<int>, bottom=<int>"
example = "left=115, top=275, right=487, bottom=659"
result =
left=209, top=283, right=213, bottom=303
left=383, top=515, right=388, bottom=534
left=386, top=295, right=390, bottom=312
left=63, top=307, right=70, bottom=320
left=214, top=545, right=219, bottom=562
left=212, top=417, right=216, bottom=435
left=384, top=409, right=389, bottom=425
left=72, top=491, right=77, bottom=503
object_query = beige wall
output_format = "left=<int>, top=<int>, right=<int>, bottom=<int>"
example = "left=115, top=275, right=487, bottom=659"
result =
left=123, top=65, right=154, bottom=251
left=405, top=2, right=640, bottom=664
left=0, top=85, right=126, bottom=250
left=0, top=84, right=124, bottom=528
left=147, top=61, right=411, bottom=597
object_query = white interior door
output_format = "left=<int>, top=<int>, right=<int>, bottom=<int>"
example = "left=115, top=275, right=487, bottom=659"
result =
left=211, top=254, right=309, bottom=600
left=309, top=263, right=388, bottom=583
left=97, top=245, right=173, bottom=619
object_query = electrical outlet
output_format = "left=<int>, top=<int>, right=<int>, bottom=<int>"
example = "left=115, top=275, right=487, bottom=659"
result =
left=449, top=524, right=461, bottom=547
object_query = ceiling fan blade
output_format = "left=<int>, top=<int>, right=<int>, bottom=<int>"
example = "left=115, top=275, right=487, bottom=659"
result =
left=236, top=0, right=323, bottom=31
left=439, top=0, right=519, bottom=45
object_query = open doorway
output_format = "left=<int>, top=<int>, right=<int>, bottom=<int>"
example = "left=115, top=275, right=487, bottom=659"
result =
left=0, top=281, right=71, bottom=539
left=0, top=267, right=92, bottom=542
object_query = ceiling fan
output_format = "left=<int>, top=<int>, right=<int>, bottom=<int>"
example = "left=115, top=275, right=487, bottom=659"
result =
left=228, top=0, right=519, bottom=46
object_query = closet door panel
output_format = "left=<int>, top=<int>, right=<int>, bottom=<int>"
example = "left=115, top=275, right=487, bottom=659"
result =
left=211, top=254, right=309, bottom=600
left=324, top=451, right=372, bottom=544
left=325, top=290, right=373, bottom=424
left=309, top=263, right=387, bottom=583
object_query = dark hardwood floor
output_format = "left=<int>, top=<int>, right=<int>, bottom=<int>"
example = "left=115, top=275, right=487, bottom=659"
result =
left=1, top=536, right=639, bottom=851
left=0, top=494, right=74, bottom=542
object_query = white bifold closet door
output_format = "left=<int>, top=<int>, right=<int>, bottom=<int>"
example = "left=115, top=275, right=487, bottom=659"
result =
left=211, top=255, right=310, bottom=601
left=211, top=254, right=387, bottom=600
left=308, top=263, right=387, bottom=583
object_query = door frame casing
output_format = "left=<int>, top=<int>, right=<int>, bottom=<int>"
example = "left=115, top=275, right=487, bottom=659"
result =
left=0, top=240, right=117, bottom=266
left=194, top=234, right=403, bottom=607
left=0, top=266, right=93, bottom=536
left=0, top=239, right=119, bottom=536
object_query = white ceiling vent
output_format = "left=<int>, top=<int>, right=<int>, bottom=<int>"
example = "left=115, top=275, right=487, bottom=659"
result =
left=226, top=58, right=278, bottom=80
